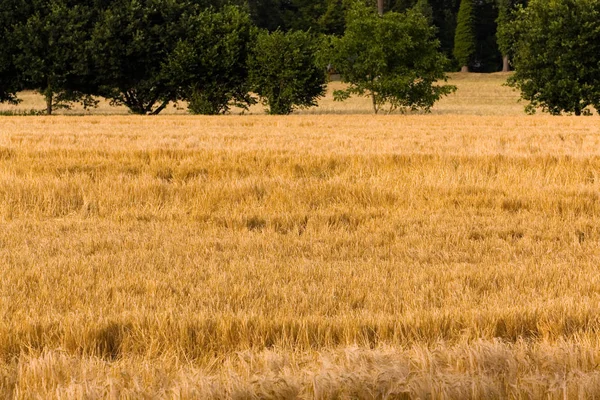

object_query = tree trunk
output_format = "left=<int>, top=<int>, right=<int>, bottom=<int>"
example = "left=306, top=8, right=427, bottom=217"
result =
left=460, top=65, right=469, bottom=73
left=150, top=100, right=170, bottom=115
left=377, top=0, right=384, bottom=16
left=372, top=93, right=378, bottom=114
left=502, top=55, right=510, bottom=72
left=45, top=91, right=53, bottom=115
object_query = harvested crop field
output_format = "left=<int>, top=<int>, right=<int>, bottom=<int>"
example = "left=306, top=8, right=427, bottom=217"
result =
left=1, top=74, right=600, bottom=398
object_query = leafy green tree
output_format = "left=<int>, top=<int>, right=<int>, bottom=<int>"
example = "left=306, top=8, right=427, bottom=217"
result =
left=330, top=2, right=455, bottom=114
left=508, top=0, right=600, bottom=115
left=496, top=0, right=526, bottom=72
left=319, top=0, right=346, bottom=35
left=91, top=0, right=191, bottom=115
left=12, top=0, right=98, bottom=114
left=165, top=6, right=256, bottom=114
left=496, top=0, right=512, bottom=72
left=453, top=0, right=475, bottom=72
left=248, top=30, right=326, bottom=115
left=414, top=0, right=434, bottom=22
left=242, top=0, right=506, bottom=72
left=388, top=0, right=461, bottom=60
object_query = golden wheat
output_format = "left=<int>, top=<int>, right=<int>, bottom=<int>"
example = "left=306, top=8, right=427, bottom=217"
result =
left=1, top=73, right=600, bottom=398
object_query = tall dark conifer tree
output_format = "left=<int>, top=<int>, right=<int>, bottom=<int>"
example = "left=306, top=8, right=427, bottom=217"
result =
left=453, top=0, right=475, bottom=71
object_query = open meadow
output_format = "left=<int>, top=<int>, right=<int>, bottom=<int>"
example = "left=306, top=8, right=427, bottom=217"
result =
left=2, top=74, right=600, bottom=398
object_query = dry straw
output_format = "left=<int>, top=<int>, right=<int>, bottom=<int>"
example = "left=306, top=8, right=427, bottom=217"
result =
left=1, top=74, right=600, bottom=398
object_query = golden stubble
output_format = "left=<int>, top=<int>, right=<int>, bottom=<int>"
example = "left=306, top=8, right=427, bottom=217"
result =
left=1, top=76, right=600, bottom=398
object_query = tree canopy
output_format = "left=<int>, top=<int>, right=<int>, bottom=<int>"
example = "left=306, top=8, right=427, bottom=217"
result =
left=13, top=0, right=99, bottom=114
left=3, top=0, right=598, bottom=117
left=165, top=5, right=256, bottom=114
left=453, top=0, right=475, bottom=71
left=329, top=1, right=455, bottom=114
left=248, top=30, right=326, bottom=115
left=496, top=0, right=527, bottom=71
left=508, top=0, right=600, bottom=115
left=0, top=0, right=32, bottom=104
left=90, top=0, right=192, bottom=115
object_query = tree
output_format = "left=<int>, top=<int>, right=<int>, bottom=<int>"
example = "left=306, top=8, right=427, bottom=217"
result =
left=496, top=0, right=526, bottom=72
left=91, top=0, right=191, bottom=115
left=165, top=6, right=256, bottom=114
left=414, top=0, right=434, bottom=22
left=453, top=0, right=475, bottom=72
left=508, top=0, right=600, bottom=116
left=0, top=42, right=19, bottom=104
left=0, top=0, right=26, bottom=104
left=387, top=0, right=462, bottom=61
left=329, top=2, right=455, bottom=114
left=241, top=0, right=508, bottom=72
left=319, top=0, right=346, bottom=35
left=12, top=0, right=98, bottom=114
left=248, top=30, right=326, bottom=115
left=496, top=0, right=512, bottom=72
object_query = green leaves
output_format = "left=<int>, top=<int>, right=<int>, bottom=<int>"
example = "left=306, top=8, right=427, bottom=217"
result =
left=91, top=2, right=260, bottom=115
left=0, top=1, right=23, bottom=104
left=508, top=0, right=600, bottom=116
left=329, top=2, right=455, bottom=114
left=165, top=6, right=257, bottom=115
left=12, top=0, right=98, bottom=114
left=453, top=0, right=475, bottom=70
left=248, top=30, right=326, bottom=115
left=91, top=0, right=190, bottom=115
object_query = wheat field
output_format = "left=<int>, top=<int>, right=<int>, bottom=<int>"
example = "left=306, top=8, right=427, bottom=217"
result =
left=2, top=74, right=600, bottom=398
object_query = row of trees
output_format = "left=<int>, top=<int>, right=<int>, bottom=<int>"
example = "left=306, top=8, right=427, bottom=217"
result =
left=452, top=0, right=526, bottom=73
left=0, top=0, right=316, bottom=115
left=0, top=0, right=456, bottom=115
left=230, top=0, right=525, bottom=73
left=1, top=0, right=599, bottom=116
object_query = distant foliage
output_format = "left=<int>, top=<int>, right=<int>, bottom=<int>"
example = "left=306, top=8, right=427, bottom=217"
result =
left=496, top=0, right=527, bottom=71
left=166, top=6, right=256, bottom=115
left=414, top=0, right=433, bottom=23
left=453, top=0, right=476, bottom=70
left=12, top=0, right=99, bottom=114
left=90, top=0, right=192, bottom=115
left=495, top=0, right=513, bottom=59
left=246, top=0, right=347, bottom=35
left=248, top=30, right=326, bottom=115
left=319, top=0, right=346, bottom=35
left=0, top=0, right=533, bottom=111
left=508, top=0, right=600, bottom=115
left=329, top=1, right=456, bottom=114
left=0, top=1, right=23, bottom=104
